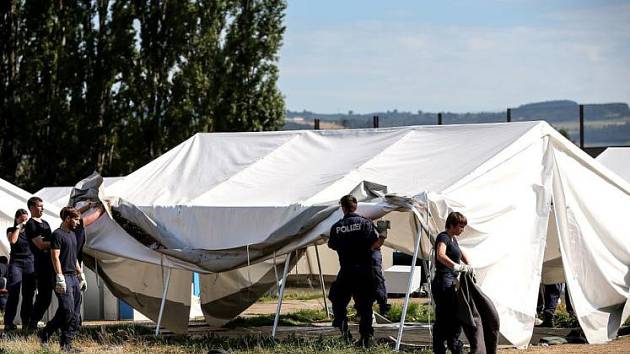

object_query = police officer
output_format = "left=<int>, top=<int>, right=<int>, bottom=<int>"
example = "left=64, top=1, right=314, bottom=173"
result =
left=38, top=207, right=84, bottom=352
left=25, top=196, right=54, bottom=330
left=4, top=209, right=36, bottom=330
left=327, top=195, right=384, bottom=347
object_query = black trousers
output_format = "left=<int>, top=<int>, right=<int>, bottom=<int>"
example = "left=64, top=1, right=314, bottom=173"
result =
left=42, top=274, right=82, bottom=349
left=329, top=267, right=375, bottom=338
left=432, top=279, right=463, bottom=354
left=537, top=283, right=563, bottom=316
left=373, top=265, right=388, bottom=307
left=4, top=257, right=36, bottom=327
left=29, top=265, right=54, bottom=328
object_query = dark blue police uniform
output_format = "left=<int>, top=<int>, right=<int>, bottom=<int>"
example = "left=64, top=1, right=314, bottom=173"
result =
left=4, top=225, right=36, bottom=329
left=25, top=218, right=54, bottom=329
left=40, top=227, right=82, bottom=351
left=328, top=212, right=378, bottom=339
left=432, top=231, right=464, bottom=354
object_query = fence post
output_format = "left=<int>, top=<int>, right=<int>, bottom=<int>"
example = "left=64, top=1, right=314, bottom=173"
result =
left=373, top=115, right=379, bottom=128
left=437, top=113, right=443, bottom=125
left=580, top=104, right=584, bottom=150
left=314, top=118, right=320, bottom=130
left=507, top=108, right=512, bottom=123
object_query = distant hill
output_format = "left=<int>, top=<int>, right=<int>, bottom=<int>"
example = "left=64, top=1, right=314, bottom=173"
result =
left=284, top=100, right=630, bottom=146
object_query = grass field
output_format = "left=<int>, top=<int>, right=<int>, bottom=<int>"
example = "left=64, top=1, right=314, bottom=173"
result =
left=1, top=291, right=629, bottom=353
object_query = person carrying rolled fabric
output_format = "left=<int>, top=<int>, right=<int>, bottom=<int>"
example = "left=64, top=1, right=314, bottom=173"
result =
left=4, top=209, right=36, bottom=331
left=432, top=211, right=474, bottom=354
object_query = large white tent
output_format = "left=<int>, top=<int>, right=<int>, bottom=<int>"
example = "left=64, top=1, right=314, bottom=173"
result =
left=596, top=147, right=630, bottom=183
left=76, top=121, right=630, bottom=347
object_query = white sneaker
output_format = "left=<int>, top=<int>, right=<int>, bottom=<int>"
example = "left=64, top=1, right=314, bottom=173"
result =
left=535, top=318, right=543, bottom=326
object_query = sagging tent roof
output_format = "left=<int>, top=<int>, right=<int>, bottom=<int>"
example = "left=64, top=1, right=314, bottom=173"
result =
left=36, top=177, right=124, bottom=208
left=77, top=121, right=630, bottom=346
left=0, top=178, right=61, bottom=257
left=596, top=147, right=630, bottom=183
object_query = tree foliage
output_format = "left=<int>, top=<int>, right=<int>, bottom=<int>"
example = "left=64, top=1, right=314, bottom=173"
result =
left=0, top=0, right=286, bottom=191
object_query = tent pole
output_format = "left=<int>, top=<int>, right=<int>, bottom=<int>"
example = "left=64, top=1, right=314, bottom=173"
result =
left=314, top=244, right=330, bottom=318
left=272, top=252, right=292, bottom=338
left=155, top=266, right=172, bottom=336
left=395, top=220, right=423, bottom=351
left=273, top=251, right=280, bottom=298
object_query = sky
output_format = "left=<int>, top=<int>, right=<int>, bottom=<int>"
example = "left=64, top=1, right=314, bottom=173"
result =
left=277, top=0, right=630, bottom=113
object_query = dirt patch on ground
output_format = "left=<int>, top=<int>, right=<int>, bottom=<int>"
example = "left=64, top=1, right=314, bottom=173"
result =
left=499, top=335, right=630, bottom=353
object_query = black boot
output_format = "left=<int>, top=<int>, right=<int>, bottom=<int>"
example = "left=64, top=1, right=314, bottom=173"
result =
left=339, top=320, right=353, bottom=343
left=354, top=335, right=374, bottom=348
left=537, top=313, right=555, bottom=328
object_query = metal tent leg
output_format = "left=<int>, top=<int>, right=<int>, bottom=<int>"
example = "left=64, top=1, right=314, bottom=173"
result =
left=272, top=251, right=292, bottom=338
left=155, top=266, right=172, bottom=336
left=395, top=222, right=423, bottom=351
left=314, top=244, right=330, bottom=318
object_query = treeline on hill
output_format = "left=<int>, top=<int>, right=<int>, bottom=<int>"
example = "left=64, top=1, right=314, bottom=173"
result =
left=0, top=0, right=286, bottom=191
left=286, top=100, right=630, bottom=146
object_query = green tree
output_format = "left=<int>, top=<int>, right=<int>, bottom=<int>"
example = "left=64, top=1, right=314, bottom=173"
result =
left=212, top=0, right=286, bottom=132
left=0, top=0, right=287, bottom=191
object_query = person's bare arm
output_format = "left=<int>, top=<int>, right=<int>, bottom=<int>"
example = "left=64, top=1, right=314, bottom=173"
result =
left=82, top=206, right=104, bottom=227
left=436, top=242, right=459, bottom=269
left=7, top=227, right=20, bottom=245
left=371, top=237, right=385, bottom=250
left=32, top=236, right=50, bottom=250
left=51, top=249, right=63, bottom=275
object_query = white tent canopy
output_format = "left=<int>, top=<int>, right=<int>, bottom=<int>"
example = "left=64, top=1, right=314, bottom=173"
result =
left=76, top=121, right=630, bottom=346
left=596, top=147, right=630, bottom=183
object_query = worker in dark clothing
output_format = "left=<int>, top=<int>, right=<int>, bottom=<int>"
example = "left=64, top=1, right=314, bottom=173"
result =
left=536, top=283, right=563, bottom=327
left=25, top=197, right=54, bottom=330
left=38, top=207, right=84, bottom=352
left=0, top=256, right=9, bottom=312
left=4, top=209, right=36, bottom=330
left=372, top=220, right=391, bottom=315
left=327, top=195, right=384, bottom=348
left=432, top=212, right=474, bottom=354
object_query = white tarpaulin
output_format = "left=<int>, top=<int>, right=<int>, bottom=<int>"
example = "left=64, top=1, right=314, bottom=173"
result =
left=596, top=147, right=630, bottom=183
left=36, top=177, right=124, bottom=208
left=74, top=121, right=630, bottom=346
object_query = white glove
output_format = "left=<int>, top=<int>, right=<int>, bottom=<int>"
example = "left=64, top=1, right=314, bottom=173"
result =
left=453, top=263, right=474, bottom=274
left=55, top=274, right=67, bottom=294
left=78, top=272, right=87, bottom=292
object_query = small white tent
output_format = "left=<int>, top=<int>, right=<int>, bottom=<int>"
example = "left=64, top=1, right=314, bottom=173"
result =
left=77, top=121, right=630, bottom=347
left=0, top=178, right=60, bottom=258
